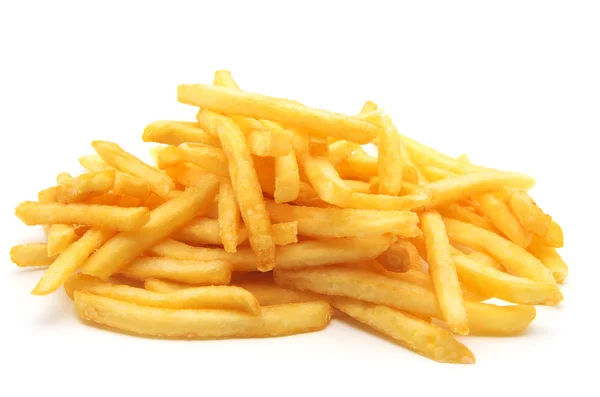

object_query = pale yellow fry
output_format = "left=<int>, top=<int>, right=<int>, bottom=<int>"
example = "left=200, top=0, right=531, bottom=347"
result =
left=32, top=228, right=116, bottom=295
left=528, top=236, right=568, bottom=284
left=507, top=190, right=552, bottom=236
left=266, top=202, right=419, bottom=238
left=444, top=218, right=557, bottom=285
left=234, top=280, right=323, bottom=306
left=10, top=244, right=57, bottom=267
left=119, top=257, right=231, bottom=285
left=81, top=174, right=220, bottom=280
left=477, top=193, right=533, bottom=248
left=377, top=240, right=421, bottom=273
left=345, top=190, right=430, bottom=211
left=309, top=138, right=329, bottom=157
left=329, top=140, right=360, bottom=165
left=65, top=274, right=258, bottom=314
left=274, top=150, right=300, bottom=203
left=143, top=278, right=191, bottom=293
left=75, top=291, right=332, bottom=339
left=376, top=115, right=403, bottom=195
left=15, top=201, right=150, bottom=232
left=437, top=202, right=499, bottom=233
left=178, top=142, right=229, bottom=177
left=421, top=211, right=468, bottom=335
left=150, top=235, right=395, bottom=272
left=332, top=297, right=475, bottom=364
left=213, top=70, right=240, bottom=88
left=419, top=165, right=456, bottom=182
left=452, top=254, right=562, bottom=305
left=343, top=180, right=370, bottom=194
left=426, top=171, right=535, bottom=208
left=56, top=172, right=73, bottom=185
left=274, top=266, right=536, bottom=336
left=143, top=120, right=220, bottom=147
left=303, top=155, right=353, bottom=206
left=542, top=220, right=564, bottom=248
left=218, top=180, right=240, bottom=253
left=156, top=145, right=184, bottom=169
left=79, top=156, right=151, bottom=199
left=177, top=84, right=379, bottom=144
left=197, top=110, right=275, bottom=271
left=79, top=155, right=113, bottom=172
left=165, top=163, right=208, bottom=187
left=247, top=128, right=293, bottom=157
left=47, top=224, right=77, bottom=256
left=465, top=251, right=505, bottom=272
left=336, top=149, right=377, bottom=180
left=92, top=141, right=175, bottom=198
left=56, top=170, right=116, bottom=204
left=37, top=186, right=58, bottom=203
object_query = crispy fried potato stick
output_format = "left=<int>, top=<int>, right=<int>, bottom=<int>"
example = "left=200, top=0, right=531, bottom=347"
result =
left=377, top=240, right=421, bottom=272
left=177, top=84, right=379, bottom=144
left=10, top=244, right=57, bottom=267
left=217, top=180, right=240, bottom=253
left=75, top=291, right=332, bottom=338
left=345, top=190, right=430, bottom=211
left=165, top=163, right=208, bottom=187
left=247, top=128, right=293, bottom=157
left=156, top=146, right=184, bottom=169
left=343, top=180, right=370, bottom=194
left=234, top=280, right=323, bottom=306
left=274, top=266, right=536, bottom=336
left=528, top=236, right=568, bottom=284
left=143, top=121, right=220, bottom=147
left=92, top=141, right=174, bottom=198
left=329, top=140, right=360, bottom=165
left=477, top=193, right=533, bottom=248
left=443, top=218, right=557, bottom=285
left=118, top=257, right=232, bottom=285
left=15, top=201, right=150, bottom=231
left=79, top=156, right=151, bottom=199
left=274, top=150, right=300, bottom=203
left=56, top=170, right=116, bottom=203
left=437, top=202, right=499, bottom=233
left=374, top=114, right=403, bottom=195
left=507, top=189, right=552, bottom=236
left=542, top=220, right=564, bottom=248
left=81, top=174, right=220, bottom=280
left=37, top=186, right=78, bottom=256
left=336, top=149, right=378, bottom=180
left=303, top=155, right=353, bottom=206
left=178, top=142, right=229, bottom=177
left=332, top=297, right=475, bottom=364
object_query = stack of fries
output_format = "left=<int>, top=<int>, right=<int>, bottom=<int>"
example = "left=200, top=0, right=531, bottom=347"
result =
left=11, top=70, right=567, bottom=364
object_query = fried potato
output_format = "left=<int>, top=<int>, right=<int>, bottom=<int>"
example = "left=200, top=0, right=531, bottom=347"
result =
left=373, top=114, right=403, bottom=195
left=377, top=240, right=421, bottom=272
left=32, top=228, right=117, bottom=295
left=79, top=156, right=151, bottom=199
left=421, top=211, right=468, bottom=335
left=178, top=142, right=229, bottom=177
left=426, top=171, right=535, bottom=208
left=332, top=297, right=475, bottom=364
left=443, top=218, right=557, bottom=285
left=143, top=121, right=220, bottom=147
left=329, top=140, right=360, bottom=165
left=65, top=274, right=258, bottom=314
left=302, top=155, right=353, bottom=206
left=156, top=145, right=184, bottom=169
left=10, top=244, right=57, bottom=267
left=437, top=202, right=499, bottom=233
left=507, top=190, right=552, bottom=236
left=55, top=170, right=115, bottom=204
left=75, top=291, right=332, bottom=338
left=92, top=141, right=175, bottom=198
left=476, top=193, right=533, bottom=248
left=119, top=257, right=231, bottom=285
left=465, top=251, right=505, bottom=272
left=143, top=278, right=191, bottom=293
left=234, top=280, right=323, bottom=306
left=274, top=266, right=536, bottom=336
left=46, top=224, right=77, bottom=257
left=343, top=180, right=371, bottom=194
left=542, top=220, right=564, bottom=248
left=345, top=190, right=430, bottom=211
left=177, top=84, right=379, bottom=144
left=336, top=149, right=378, bottom=180
left=528, top=236, right=568, bottom=284
left=217, top=180, right=240, bottom=253
left=81, top=174, right=220, bottom=280
left=419, top=165, right=456, bottom=182
left=247, top=128, right=293, bottom=157
left=15, top=201, right=150, bottom=231
left=165, top=162, right=208, bottom=187
left=274, top=150, right=300, bottom=203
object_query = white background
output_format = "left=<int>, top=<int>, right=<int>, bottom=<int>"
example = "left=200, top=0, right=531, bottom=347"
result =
left=1, top=1, right=598, bottom=395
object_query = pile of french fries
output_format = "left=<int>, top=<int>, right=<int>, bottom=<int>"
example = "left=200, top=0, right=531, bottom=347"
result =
left=11, top=70, right=567, bottom=364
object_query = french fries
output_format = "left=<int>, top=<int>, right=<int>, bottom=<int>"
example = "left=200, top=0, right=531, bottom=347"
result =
left=346, top=190, right=430, bottom=211
left=374, top=114, right=403, bottom=195
left=274, top=150, right=300, bottom=203
left=143, top=120, right=220, bottom=147
left=156, top=145, right=184, bottom=169
left=376, top=240, right=421, bottom=272
left=10, top=244, right=57, bottom=267
left=507, top=189, right=552, bottom=236
left=79, top=156, right=151, bottom=199
left=476, top=192, right=533, bottom=248
left=543, top=220, right=564, bottom=248
left=528, top=236, right=568, bottom=284
left=302, top=155, right=353, bottom=206
left=56, top=170, right=116, bottom=203
left=119, top=257, right=232, bottom=285
left=217, top=180, right=240, bottom=253
left=178, top=142, right=229, bottom=177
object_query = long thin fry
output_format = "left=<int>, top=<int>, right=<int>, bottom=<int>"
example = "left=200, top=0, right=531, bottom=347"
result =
left=477, top=192, right=533, bottom=248
left=143, top=121, right=220, bottom=147
left=10, top=244, right=57, bottom=267
left=178, top=142, right=229, bottom=177
left=345, top=190, right=430, bottom=211
left=375, top=114, right=403, bottom=195
left=217, top=180, right=240, bottom=252
left=119, top=257, right=232, bottom=285
left=528, top=236, right=568, bottom=284
left=507, top=189, right=552, bottom=236
left=302, top=155, right=353, bottom=206
left=79, top=156, right=151, bottom=199
left=274, top=150, right=300, bottom=203
left=377, top=240, right=421, bottom=272
left=543, top=220, right=564, bottom=248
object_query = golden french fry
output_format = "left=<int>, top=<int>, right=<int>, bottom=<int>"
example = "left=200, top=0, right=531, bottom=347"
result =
left=92, top=141, right=174, bottom=198
left=80, top=156, right=151, bottom=199
left=377, top=240, right=421, bottom=273
left=329, top=140, right=360, bottom=165
left=542, top=220, right=564, bottom=248
left=465, top=251, right=505, bottom=272
left=234, top=280, right=323, bottom=306
left=373, top=114, right=403, bottom=195
left=507, top=190, right=552, bottom=236
left=56, top=172, right=73, bottom=185
left=140, top=192, right=166, bottom=210
left=426, top=171, right=535, bottom=208
left=143, top=278, right=191, bottom=293
left=274, top=150, right=300, bottom=203
left=15, top=201, right=150, bottom=232
left=402, top=165, right=419, bottom=185
left=47, top=224, right=77, bottom=256
left=336, top=149, right=378, bottom=180
left=452, top=254, right=562, bottom=305
left=421, top=211, right=468, bottom=335
left=218, top=180, right=240, bottom=253
left=117, top=195, right=143, bottom=208
left=443, top=218, right=557, bottom=285
left=177, top=84, right=379, bottom=144
left=274, top=266, right=536, bottom=336
left=75, top=291, right=332, bottom=339
left=32, top=228, right=117, bottom=295
left=165, top=162, right=208, bottom=187
left=81, top=174, right=220, bottom=280
left=38, top=186, right=58, bottom=203
left=266, top=202, right=419, bottom=238
left=119, top=257, right=231, bottom=285
left=56, top=170, right=116, bottom=203
left=178, top=142, right=229, bottom=177
left=437, top=202, right=499, bottom=233
left=303, top=155, right=353, bottom=206
left=419, top=165, right=456, bottom=182
left=308, top=138, right=329, bottom=157
left=476, top=193, right=533, bottom=248
left=247, top=128, right=293, bottom=157
left=156, top=145, right=184, bottom=169
left=343, top=180, right=370, bottom=194
left=528, top=236, right=568, bottom=284
left=213, top=70, right=240, bottom=88
left=346, top=190, right=430, bottom=211
left=332, top=297, right=475, bottom=364
left=65, top=274, right=259, bottom=314
left=10, top=244, right=57, bottom=267
left=142, top=121, right=220, bottom=147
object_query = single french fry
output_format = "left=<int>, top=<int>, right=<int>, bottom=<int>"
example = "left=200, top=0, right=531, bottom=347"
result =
left=165, top=163, right=208, bottom=187
left=15, top=201, right=150, bottom=232
left=56, top=170, right=116, bottom=203
left=266, top=201, right=419, bottom=238
left=247, top=128, right=293, bottom=157
left=421, top=211, right=468, bottom=335
left=178, top=142, right=229, bottom=177
left=65, top=274, right=259, bottom=314
left=402, top=165, right=419, bottom=185
left=528, top=236, right=568, bottom=284
left=373, top=114, right=403, bottom=195
left=452, top=254, right=562, bottom=305
left=328, top=140, right=360, bottom=165
left=117, top=195, right=143, bottom=208
left=47, top=224, right=78, bottom=256
left=443, top=218, right=557, bottom=285
left=377, top=240, right=421, bottom=273
left=56, top=172, right=73, bottom=185
left=336, top=149, right=378, bottom=180
left=32, top=228, right=117, bottom=295
left=343, top=180, right=371, bottom=194
left=507, top=190, right=552, bottom=236
left=81, top=174, right=220, bottom=280
left=38, top=186, right=58, bottom=203
left=437, top=202, right=499, bottom=233
left=10, top=244, right=57, bottom=267
left=345, top=190, right=430, bottom=211
left=75, top=291, right=332, bottom=338
left=465, top=251, right=505, bottom=272
left=141, top=192, right=166, bottom=210
left=197, top=110, right=275, bottom=271
left=177, top=84, right=379, bottom=144
left=92, top=141, right=175, bottom=198
left=542, top=220, right=564, bottom=248
left=274, top=150, right=300, bottom=203
left=156, top=145, right=184, bottom=169
left=332, top=297, right=475, bottom=364
left=425, top=171, right=535, bottom=208
left=142, top=121, right=220, bottom=147
left=476, top=193, right=533, bottom=248
left=213, top=70, right=240, bottom=88
left=419, top=165, right=456, bottom=182
left=217, top=180, right=240, bottom=253
left=80, top=156, right=151, bottom=199
left=303, top=155, right=353, bottom=206
left=117, top=257, right=232, bottom=285
left=143, top=278, right=191, bottom=293
left=274, top=266, right=536, bottom=336
left=234, top=280, right=323, bottom=306
left=309, top=138, right=329, bottom=157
